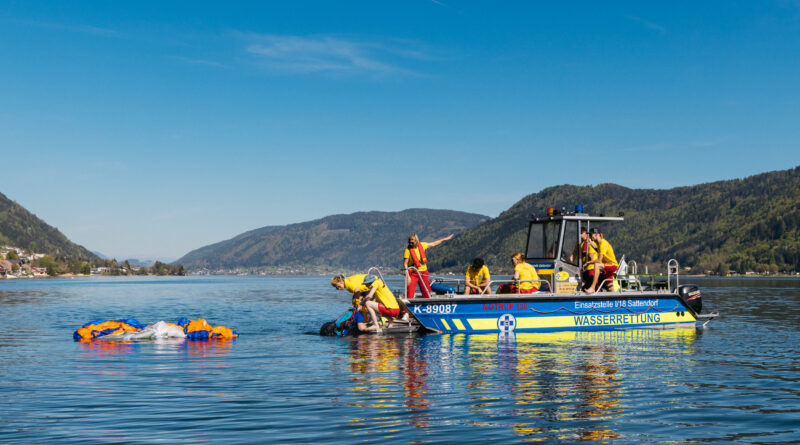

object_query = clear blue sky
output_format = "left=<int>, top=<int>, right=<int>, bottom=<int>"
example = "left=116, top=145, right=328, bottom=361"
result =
left=1, top=1, right=799, bottom=261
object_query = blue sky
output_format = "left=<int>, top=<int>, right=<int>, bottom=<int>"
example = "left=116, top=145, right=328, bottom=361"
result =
left=1, top=1, right=799, bottom=260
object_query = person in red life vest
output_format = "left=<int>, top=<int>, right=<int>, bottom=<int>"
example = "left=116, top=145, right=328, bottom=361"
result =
left=403, top=233, right=454, bottom=298
left=497, top=252, right=540, bottom=294
left=584, top=227, right=618, bottom=293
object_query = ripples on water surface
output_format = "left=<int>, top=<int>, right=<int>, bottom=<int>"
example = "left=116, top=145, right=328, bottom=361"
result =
left=0, top=276, right=798, bottom=443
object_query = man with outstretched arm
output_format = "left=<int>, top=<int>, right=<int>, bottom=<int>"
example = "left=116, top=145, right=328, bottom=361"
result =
left=403, top=233, right=454, bottom=298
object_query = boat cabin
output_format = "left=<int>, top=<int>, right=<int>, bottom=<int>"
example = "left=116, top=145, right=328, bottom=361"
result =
left=524, top=207, right=623, bottom=293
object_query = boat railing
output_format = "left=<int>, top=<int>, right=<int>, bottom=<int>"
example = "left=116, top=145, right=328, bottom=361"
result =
left=667, top=259, right=679, bottom=292
left=596, top=277, right=621, bottom=292
left=366, top=266, right=388, bottom=287
left=492, top=278, right=551, bottom=294
left=421, top=277, right=551, bottom=297
left=431, top=277, right=503, bottom=296
left=628, top=260, right=638, bottom=275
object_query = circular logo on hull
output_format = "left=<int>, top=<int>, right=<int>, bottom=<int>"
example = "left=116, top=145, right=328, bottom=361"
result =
left=498, top=313, right=516, bottom=332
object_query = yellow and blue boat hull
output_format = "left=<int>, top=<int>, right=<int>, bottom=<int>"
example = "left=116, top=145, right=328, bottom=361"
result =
left=403, top=293, right=699, bottom=334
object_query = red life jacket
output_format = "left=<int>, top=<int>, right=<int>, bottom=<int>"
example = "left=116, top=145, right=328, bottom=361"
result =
left=409, top=243, right=427, bottom=268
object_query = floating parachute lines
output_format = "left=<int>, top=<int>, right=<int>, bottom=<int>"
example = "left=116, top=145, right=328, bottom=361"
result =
left=73, top=318, right=238, bottom=341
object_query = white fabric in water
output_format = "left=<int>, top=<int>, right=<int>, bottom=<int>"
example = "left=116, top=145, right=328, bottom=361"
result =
left=102, top=321, right=186, bottom=340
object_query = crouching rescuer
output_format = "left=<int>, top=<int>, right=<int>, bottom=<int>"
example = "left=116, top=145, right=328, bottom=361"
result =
left=331, top=273, right=400, bottom=329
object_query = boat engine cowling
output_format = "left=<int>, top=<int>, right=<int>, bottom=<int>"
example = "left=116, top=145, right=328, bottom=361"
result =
left=678, top=284, right=702, bottom=313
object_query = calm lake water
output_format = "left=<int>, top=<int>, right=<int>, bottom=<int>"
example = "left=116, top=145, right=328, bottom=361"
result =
left=1, top=276, right=798, bottom=444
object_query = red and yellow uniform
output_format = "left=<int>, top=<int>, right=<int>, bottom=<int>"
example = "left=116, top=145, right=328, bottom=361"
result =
left=404, top=242, right=431, bottom=298
left=578, top=240, right=598, bottom=270
left=498, top=262, right=540, bottom=294
left=585, top=238, right=618, bottom=289
left=596, top=239, right=618, bottom=267
left=403, top=242, right=429, bottom=272
left=344, top=274, right=400, bottom=315
left=515, top=262, right=540, bottom=292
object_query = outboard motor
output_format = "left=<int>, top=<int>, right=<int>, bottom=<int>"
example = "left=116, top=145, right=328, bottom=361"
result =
left=678, top=284, right=702, bottom=313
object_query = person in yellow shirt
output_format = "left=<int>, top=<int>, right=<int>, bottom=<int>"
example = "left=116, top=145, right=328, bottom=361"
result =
left=403, top=233, right=454, bottom=298
left=464, top=257, right=491, bottom=294
left=331, top=273, right=400, bottom=328
left=571, top=227, right=599, bottom=291
left=585, top=228, right=618, bottom=293
left=497, top=252, right=540, bottom=293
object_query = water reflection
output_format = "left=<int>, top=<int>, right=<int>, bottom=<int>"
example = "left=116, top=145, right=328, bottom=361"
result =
left=77, top=338, right=235, bottom=359
left=0, top=289, right=50, bottom=306
left=343, top=335, right=431, bottom=434
left=342, top=328, right=699, bottom=442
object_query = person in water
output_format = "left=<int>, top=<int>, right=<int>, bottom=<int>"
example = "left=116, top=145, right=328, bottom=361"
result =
left=497, top=252, right=540, bottom=294
left=464, top=257, right=491, bottom=294
left=319, top=294, right=379, bottom=336
left=584, top=228, right=618, bottom=293
left=403, top=233, right=454, bottom=298
left=352, top=295, right=380, bottom=333
left=331, top=274, right=400, bottom=328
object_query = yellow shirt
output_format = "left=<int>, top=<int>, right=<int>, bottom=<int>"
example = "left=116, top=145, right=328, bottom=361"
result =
left=465, top=265, right=490, bottom=286
left=343, top=274, right=399, bottom=310
left=596, top=239, right=618, bottom=266
left=403, top=242, right=429, bottom=272
left=515, top=262, right=539, bottom=290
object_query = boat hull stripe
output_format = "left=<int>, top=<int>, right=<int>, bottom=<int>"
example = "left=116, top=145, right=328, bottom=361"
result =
left=457, top=312, right=688, bottom=331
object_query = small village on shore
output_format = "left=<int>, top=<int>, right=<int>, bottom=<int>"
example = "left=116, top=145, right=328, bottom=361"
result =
left=0, top=245, right=186, bottom=279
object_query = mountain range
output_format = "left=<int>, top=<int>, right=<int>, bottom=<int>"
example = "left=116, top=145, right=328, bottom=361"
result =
left=3, top=166, right=799, bottom=275
left=0, top=192, right=96, bottom=260
left=175, top=209, right=489, bottom=272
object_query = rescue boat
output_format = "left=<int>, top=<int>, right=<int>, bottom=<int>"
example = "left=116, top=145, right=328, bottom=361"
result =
left=400, top=207, right=719, bottom=334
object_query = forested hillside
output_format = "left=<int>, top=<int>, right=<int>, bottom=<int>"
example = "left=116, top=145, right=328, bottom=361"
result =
left=176, top=209, right=488, bottom=272
left=431, top=166, right=800, bottom=274
left=0, top=192, right=97, bottom=259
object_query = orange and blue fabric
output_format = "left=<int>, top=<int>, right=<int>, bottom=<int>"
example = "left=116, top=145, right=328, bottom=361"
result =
left=73, top=317, right=238, bottom=341
left=176, top=317, right=239, bottom=340
left=73, top=319, right=146, bottom=341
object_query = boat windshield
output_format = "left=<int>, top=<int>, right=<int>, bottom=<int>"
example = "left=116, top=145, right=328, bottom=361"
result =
left=526, top=221, right=560, bottom=259
left=560, top=220, right=579, bottom=264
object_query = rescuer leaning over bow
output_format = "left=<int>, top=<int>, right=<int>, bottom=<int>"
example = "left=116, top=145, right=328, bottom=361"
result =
left=331, top=273, right=399, bottom=328
left=403, top=233, right=454, bottom=298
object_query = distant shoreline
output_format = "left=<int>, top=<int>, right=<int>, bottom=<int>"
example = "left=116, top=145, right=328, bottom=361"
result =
left=0, top=272, right=800, bottom=282
left=3, top=272, right=799, bottom=280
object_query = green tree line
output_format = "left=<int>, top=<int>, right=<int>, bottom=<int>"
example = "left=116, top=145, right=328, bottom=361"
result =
left=1, top=252, right=187, bottom=277
left=430, top=166, right=800, bottom=275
